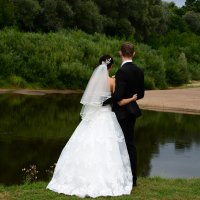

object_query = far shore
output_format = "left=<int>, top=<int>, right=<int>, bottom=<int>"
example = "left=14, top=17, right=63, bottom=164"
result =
left=0, top=87, right=200, bottom=115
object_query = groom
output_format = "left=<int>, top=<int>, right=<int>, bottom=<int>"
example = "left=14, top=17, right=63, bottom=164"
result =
left=112, top=42, right=144, bottom=187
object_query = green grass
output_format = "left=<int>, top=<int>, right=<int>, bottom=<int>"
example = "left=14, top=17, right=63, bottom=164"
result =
left=1, top=177, right=200, bottom=200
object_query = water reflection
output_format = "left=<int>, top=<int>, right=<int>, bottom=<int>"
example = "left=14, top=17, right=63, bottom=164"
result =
left=0, top=94, right=200, bottom=185
left=136, top=110, right=200, bottom=177
left=150, top=143, right=200, bottom=178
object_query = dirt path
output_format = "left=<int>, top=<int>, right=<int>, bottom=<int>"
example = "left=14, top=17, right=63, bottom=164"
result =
left=0, top=87, right=200, bottom=115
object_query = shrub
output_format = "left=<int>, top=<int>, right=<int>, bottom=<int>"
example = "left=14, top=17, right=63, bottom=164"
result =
left=9, top=75, right=27, bottom=88
left=0, top=28, right=199, bottom=89
left=166, top=53, right=189, bottom=86
left=144, top=75, right=156, bottom=90
left=136, top=44, right=167, bottom=89
left=188, top=63, right=200, bottom=80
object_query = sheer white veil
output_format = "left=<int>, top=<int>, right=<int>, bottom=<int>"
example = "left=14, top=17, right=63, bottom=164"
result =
left=80, top=63, right=111, bottom=120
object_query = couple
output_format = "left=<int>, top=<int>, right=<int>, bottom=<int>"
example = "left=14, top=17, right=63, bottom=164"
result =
left=47, top=42, right=144, bottom=198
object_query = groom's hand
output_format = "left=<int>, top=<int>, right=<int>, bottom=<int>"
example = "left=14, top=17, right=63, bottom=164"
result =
left=102, top=97, right=113, bottom=106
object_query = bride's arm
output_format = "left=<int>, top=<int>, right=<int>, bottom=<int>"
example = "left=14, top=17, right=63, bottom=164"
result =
left=109, top=77, right=137, bottom=106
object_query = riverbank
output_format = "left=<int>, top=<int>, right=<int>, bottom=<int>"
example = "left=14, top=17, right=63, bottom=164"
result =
left=0, top=87, right=200, bottom=115
left=138, top=87, right=200, bottom=115
left=0, top=178, right=200, bottom=200
left=0, top=88, right=82, bottom=95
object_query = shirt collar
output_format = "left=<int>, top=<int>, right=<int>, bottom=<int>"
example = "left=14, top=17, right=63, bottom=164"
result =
left=121, top=60, right=132, bottom=67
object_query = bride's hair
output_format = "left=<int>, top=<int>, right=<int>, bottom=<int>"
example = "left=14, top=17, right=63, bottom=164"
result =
left=99, top=55, right=114, bottom=69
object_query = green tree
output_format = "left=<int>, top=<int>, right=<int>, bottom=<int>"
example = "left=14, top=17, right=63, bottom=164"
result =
left=94, top=0, right=166, bottom=41
left=93, top=0, right=119, bottom=35
left=162, top=2, right=189, bottom=33
left=56, top=0, right=74, bottom=28
left=166, top=53, right=189, bottom=86
left=169, top=14, right=188, bottom=32
left=73, top=0, right=104, bottom=33
left=0, top=0, right=14, bottom=28
left=39, top=0, right=74, bottom=31
left=186, top=0, right=196, bottom=7
left=183, top=11, right=200, bottom=34
left=13, top=0, right=41, bottom=31
left=127, top=0, right=165, bottom=41
left=185, top=0, right=200, bottom=12
left=115, top=18, right=135, bottom=37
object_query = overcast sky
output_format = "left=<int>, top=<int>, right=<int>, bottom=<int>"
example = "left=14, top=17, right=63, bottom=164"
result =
left=163, top=0, right=186, bottom=7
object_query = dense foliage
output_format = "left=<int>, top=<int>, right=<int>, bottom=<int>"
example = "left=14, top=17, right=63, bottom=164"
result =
left=0, top=28, right=200, bottom=89
left=1, top=0, right=200, bottom=40
left=0, top=0, right=200, bottom=89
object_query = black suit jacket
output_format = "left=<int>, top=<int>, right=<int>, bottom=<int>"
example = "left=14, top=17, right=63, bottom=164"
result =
left=112, top=62, right=144, bottom=120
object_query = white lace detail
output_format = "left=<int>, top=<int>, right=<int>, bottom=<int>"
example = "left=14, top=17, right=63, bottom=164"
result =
left=47, top=107, right=133, bottom=198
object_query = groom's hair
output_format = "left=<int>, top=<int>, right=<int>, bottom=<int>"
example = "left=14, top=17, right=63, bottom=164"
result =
left=120, top=42, right=134, bottom=57
left=99, top=54, right=114, bottom=69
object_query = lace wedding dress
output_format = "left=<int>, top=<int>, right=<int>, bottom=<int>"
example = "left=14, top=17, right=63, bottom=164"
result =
left=47, top=63, right=133, bottom=198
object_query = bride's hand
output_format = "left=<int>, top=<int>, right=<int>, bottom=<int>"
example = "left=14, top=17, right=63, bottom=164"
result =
left=132, top=94, right=137, bottom=101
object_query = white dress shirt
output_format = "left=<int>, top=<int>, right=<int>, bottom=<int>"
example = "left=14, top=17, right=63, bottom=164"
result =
left=121, top=60, right=132, bottom=67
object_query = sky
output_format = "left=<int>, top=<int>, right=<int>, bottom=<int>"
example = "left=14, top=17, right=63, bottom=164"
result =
left=163, top=0, right=186, bottom=7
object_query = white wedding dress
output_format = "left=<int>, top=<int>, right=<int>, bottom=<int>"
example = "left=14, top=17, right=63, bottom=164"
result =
left=47, top=64, right=133, bottom=198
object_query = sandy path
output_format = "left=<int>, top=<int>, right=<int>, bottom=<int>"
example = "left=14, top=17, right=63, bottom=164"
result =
left=138, top=87, right=200, bottom=115
left=0, top=87, right=200, bottom=115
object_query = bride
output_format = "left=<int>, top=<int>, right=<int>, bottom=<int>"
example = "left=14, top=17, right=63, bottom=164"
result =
left=47, top=55, right=137, bottom=198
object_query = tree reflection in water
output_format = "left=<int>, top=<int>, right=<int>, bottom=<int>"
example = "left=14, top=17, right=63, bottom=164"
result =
left=0, top=94, right=200, bottom=184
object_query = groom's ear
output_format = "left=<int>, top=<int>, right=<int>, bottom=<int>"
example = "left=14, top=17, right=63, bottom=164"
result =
left=133, top=52, right=136, bottom=57
left=118, top=51, right=122, bottom=57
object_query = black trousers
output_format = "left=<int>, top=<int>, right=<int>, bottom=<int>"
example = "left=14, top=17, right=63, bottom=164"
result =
left=118, top=114, right=137, bottom=182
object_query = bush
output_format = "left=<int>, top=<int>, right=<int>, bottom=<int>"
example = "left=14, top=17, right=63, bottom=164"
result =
left=144, top=75, right=156, bottom=90
left=9, top=75, right=27, bottom=88
left=0, top=28, right=199, bottom=89
left=166, top=53, right=189, bottom=86
left=136, top=44, right=167, bottom=89
left=188, top=63, right=200, bottom=80
left=0, top=29, right=122, bottom=89
left=58, top=62, right=92, bottom=89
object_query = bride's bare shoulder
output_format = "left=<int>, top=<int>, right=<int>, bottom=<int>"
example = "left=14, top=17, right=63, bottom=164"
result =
left=108, top=77, right=115, bottom=92
left=109, top=77, right=115, bottom=83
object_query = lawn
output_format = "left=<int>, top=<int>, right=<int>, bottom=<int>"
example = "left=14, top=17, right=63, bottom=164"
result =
left=1, top=177, right=200, bottom=200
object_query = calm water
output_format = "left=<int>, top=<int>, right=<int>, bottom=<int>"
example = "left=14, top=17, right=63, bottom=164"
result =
left=0, top=93, right=200, bottom=185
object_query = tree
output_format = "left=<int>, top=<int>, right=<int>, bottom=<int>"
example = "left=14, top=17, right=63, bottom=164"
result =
left=115, top=18, right=135, bottom=37
left=38, top=0, right=74, bottom=31
left=56, top=0, right=74, bottom=28
left=123, top=0, right=165, bottom=41
left=185, top=0, right=200, bottom=12
left=93, top=0, right=119, bottom=35
left=95, top=0, right=166, bottom=41
left=166, top=52, right=189, bottom=86
left=13, top=0, right=41, bottom=31
left=73, top=0, right=104, bottom=33
left=0, top=0, right=14, bottom=29
left=183, top=11, right=200, bottom=34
